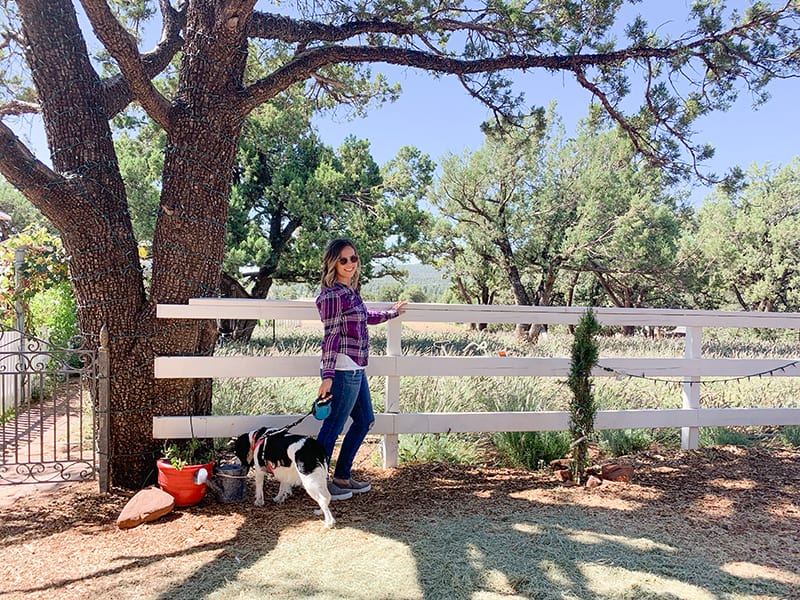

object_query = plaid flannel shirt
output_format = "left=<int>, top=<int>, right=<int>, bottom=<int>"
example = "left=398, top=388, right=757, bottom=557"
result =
left=316, top=282, right=397, bottom=380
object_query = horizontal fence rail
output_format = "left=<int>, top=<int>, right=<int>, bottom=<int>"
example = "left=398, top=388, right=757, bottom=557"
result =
left=155, top=355, right=800, bottom=380
left=153, top=299, right=800, bottom=466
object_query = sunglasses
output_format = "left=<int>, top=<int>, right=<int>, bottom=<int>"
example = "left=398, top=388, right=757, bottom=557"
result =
left=337, top=255, right=359, bottom=265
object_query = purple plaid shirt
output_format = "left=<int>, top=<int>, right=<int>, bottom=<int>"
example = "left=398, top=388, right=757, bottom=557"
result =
left=316, top=283, right=397, bottom=380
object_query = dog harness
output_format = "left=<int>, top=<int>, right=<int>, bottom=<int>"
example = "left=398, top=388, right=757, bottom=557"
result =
left=251, top=433, right=274, bottom=474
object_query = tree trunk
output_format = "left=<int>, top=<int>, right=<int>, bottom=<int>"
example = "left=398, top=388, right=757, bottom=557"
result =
left=10, top=0, right=249, bottom=488
left=218, top=272, right=262, bottom=342
left=492, top=236, right=533, bottom=337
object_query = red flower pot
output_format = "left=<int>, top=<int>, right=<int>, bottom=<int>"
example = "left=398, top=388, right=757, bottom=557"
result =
left=156, top=458, right=214, bottom=507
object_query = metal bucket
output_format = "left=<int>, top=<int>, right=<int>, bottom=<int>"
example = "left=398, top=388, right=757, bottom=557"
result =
left=208, top=463, right=248, bottom=503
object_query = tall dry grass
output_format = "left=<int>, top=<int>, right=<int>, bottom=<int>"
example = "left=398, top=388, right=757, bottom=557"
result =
left=212, top=322, right=800, bottom=465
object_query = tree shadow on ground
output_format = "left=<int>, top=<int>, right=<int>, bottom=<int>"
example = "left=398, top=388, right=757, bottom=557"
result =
left=153, top=445, right=798, bottom=599
left=0, top=445, right=797, bottom=599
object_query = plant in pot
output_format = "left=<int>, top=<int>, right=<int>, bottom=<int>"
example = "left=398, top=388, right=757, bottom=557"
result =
left=157, top=438, right=215, bottom=507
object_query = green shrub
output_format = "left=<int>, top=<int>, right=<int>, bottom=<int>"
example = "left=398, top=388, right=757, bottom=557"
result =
left=0, top=227, right=69, bottom=329
left=780, top=426, right=800, bottom=447
left=398, top=433, right=483, bottom=465
left=29, top=282, right=78, bottom=341
left=28, top=281, right=81, bottom=367
left=492, top=430, right=571, bottom=470
left=162, top=438, right=215, bottom=469
left=568, top=309, right=600, bottom=482
left=599, top=429, right=654, bottom=457
left=699, top=427, right=754, bottom=448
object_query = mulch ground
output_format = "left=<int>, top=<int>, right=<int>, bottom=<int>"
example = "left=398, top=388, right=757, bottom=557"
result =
left=1, top=445, right=798, bottom=599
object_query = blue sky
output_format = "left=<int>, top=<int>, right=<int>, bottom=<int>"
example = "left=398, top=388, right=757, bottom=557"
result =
left=313, top=65, right=800, bottom=207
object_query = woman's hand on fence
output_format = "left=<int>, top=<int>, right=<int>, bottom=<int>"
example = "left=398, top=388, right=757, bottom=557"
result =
left=392, top=301, right=408, bottom=316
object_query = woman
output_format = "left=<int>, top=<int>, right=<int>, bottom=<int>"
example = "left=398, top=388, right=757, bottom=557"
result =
left=315, top=238, right=407, bottom=500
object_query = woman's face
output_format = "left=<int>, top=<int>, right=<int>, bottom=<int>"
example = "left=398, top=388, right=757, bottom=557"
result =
left=335, top=245, right=359, bottom=284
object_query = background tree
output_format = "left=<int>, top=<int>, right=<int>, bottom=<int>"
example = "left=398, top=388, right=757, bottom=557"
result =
left=430, top=111, right=562, bottom=333
left=560, top=121, right=690, bottom=318
left=696, top=159, right=800, bottom=312
left=115, top=126, right=166, bottom=245
left=424, top=215, right=511, bottom=310
left=428, top=111, right=690, bottom=334
left=220, top=110, right=430, bottom=340
left=115, top=97, right=431, bottom=341
left=1, top=1, right=798, bottom=487
left=0, top=181, right=48, bottom=240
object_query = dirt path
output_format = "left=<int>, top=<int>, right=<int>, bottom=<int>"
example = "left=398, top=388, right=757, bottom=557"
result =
left=1, top=383, right=94, bottom=503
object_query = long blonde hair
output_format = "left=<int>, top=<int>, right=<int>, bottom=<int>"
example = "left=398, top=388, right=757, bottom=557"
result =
left=320, top=238, right=360, bottom=289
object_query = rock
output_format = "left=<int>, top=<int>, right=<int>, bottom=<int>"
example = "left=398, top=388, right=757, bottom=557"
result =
left=553, top=468, right=572, bottom=482
left=549, top=458, right=572, bottom=470
left=586, top=475, right=603, bottom=488
left=116, top=486, right=175, bottom=529
left=601, top=463, right=634, bottom=483
left=584, top=464, right=603, bottom=477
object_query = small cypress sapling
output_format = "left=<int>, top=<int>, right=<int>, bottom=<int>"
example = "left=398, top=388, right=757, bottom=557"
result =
left=568, top=309, right=601, bottom=483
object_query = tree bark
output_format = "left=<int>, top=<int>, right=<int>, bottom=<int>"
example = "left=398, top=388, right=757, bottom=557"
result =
left=10, top=0, right=249, bottom=487
left=218, top=272, right=263, bottom=342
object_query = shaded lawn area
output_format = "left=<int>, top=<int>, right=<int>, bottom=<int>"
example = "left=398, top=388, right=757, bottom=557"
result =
left=0, top=445, right=798, bottom=600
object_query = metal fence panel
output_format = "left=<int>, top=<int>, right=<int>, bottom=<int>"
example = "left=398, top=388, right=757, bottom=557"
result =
left=0, top=326, right=97, bottom=485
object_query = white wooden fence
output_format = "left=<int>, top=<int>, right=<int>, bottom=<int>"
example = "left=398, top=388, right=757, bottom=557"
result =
left=153, top=299, right=800, bottom=467
left=0, top=328, right=23, bottom=406
left=1, top=328, right=50, bottom=405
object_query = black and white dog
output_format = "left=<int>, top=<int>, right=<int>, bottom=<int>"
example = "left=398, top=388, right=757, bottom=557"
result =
left=234, top=427, right=335, bottom=528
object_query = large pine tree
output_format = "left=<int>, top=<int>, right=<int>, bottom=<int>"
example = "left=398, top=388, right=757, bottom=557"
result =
left=1, top=1, right=797, bottom=487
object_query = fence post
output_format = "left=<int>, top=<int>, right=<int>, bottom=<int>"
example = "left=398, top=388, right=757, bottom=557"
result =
left=14, top=247, right=26, bottom=402
left=97, top=325, right=111, bottom=493
left=382, top=318, right=402, bottom=468
left=681, top=326, right=702, bottom=450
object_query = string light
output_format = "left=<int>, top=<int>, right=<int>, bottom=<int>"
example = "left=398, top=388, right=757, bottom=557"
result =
left=597, top=360, right=800, bottom=386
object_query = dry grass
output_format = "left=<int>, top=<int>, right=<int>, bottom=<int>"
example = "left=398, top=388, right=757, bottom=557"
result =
left=1, top=444, right=798, bottom=600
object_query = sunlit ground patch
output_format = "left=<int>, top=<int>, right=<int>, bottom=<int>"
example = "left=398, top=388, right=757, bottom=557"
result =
left=708, top=477, right=757, bottom=490
left=581, top=563, right=718, bottom=600
left=207, top=527, right=423, bottom=600
left=565, top=528, right=676, bottom=553
left=768, top=499, right=800, bottom=521
left=691, top=493, right=735, bottom=517
left=721, top=561, right=800, bottom=586
left=509, top=484, right=661, bottom=512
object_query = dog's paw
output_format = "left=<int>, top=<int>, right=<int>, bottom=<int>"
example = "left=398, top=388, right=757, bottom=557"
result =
left=273, top=495, right=287, bottom=504
left=314, top=508, right=336, bottom=528
left=254, top=498, right=265, bottom=507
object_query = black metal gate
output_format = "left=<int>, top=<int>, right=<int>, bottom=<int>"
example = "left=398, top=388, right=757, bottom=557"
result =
left=0, top=325, right=98, bottom=486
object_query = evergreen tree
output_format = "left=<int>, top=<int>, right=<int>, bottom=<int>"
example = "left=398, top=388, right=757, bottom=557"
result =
left=568, top=309, right=601, bottom=484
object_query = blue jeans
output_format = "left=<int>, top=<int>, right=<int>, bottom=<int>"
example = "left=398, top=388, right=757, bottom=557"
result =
left=316, top=369, right=375, bottom=480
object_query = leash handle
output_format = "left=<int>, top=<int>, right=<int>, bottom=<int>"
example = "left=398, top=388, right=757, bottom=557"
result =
left=312, top=392, right=332, bottom=420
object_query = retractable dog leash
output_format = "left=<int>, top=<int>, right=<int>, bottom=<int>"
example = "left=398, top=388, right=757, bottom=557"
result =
left=258, top=392, right=332, bottom=439
left=311, top=392, right=332, bottom=420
